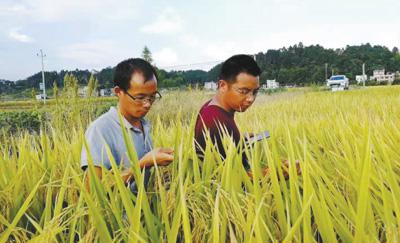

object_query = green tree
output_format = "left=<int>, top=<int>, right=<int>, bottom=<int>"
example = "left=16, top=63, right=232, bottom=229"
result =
left=141, top=46, right=153, bottom=64
left=105, top=80, right=112, bottom=89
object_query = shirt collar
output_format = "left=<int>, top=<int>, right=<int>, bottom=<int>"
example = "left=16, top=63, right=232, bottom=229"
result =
left=109, top=106, right=150, bottom=133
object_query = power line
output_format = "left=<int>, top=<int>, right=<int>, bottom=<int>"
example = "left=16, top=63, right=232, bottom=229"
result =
left=158, top=60, right=223, bottom=70
left=158, top=53, right=257, bottom=70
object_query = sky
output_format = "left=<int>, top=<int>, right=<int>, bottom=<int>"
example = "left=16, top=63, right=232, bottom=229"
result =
left=0, top=0, right=399, bottom=81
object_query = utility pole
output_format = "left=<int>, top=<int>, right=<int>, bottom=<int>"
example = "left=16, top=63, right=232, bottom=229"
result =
left=325, top=63, right=328, bottom=81
left=362, top=63, right=366, bottom=87
left=37, top=49, right=46, bottom=104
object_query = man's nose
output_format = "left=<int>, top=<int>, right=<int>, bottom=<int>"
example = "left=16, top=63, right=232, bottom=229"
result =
left=142, top=99, right=152, bottom=108
left=246, top=94, right=256, bottom=102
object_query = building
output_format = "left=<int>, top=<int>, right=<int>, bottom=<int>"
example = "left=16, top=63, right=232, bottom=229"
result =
left=266, top=79, right=279, bottom=89
left=35, top=94, right=47, bottom=100
left=355, top=75, right=368, bottom=84
left=370, top=69, right=395, bottom=84
left=204, top=81, right=217, bottom=90
left=99, top=88, right=114, bottom=96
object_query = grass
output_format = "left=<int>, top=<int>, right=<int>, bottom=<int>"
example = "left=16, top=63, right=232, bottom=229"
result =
left=0, top=86, right=399, bottom=242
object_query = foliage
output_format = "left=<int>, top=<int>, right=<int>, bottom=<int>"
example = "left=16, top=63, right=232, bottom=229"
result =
left=0, top=87, right=399, bottom=242
left=0, top=110, right=46, bottom=134
left=141, top=46, right=153, bottom=64
left=255, top=43, right=400, bottom=85
left=5, top=44, right=400, bottom=93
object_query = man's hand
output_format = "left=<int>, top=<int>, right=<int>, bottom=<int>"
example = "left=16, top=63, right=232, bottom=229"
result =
left=282, top=159, right=302, bottom=179
left=139, top=148, right=174, bottom=168
left=246, top=159, right=301, bottom=180
left=121, top=148, right=173, bottom=185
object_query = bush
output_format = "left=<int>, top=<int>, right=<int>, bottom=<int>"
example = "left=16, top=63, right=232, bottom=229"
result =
left=393, top=78, right=400, bottom=85
left=365, top=80, right=378, bottom=86
left=264, top=87, right=288, bottom=95
left=0, top=110, right=47, bottom=134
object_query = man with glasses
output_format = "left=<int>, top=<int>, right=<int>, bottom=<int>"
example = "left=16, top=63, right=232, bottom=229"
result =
left=81, top=58, right=174, bottom=193
left=194, top=54, right=300, bottom=178
left=194, top=54, right=260, bottom=172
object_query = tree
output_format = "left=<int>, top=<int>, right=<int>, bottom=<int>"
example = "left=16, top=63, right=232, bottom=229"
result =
left=141, top=46, right=153, bottom=64
left=5, top=43, right=400, bottom=93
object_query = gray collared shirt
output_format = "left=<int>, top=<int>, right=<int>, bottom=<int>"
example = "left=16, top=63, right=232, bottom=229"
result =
left=81, top=106, right=153, bottom=193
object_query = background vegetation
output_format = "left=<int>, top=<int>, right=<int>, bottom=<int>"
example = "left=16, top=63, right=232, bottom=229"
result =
left=2, top=43, right=400, bottom=100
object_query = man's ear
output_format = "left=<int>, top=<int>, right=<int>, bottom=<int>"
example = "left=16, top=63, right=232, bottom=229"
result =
left=114, top=86, right=123, bottom=97
left=218, top=80, right=228, bottom=92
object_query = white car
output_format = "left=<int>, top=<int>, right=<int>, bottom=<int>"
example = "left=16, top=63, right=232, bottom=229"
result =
left=327, top=75, right=349, bottom=91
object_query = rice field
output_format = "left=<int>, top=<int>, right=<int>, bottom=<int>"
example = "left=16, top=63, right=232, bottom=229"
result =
left=0, top=86, right=399, bottom=242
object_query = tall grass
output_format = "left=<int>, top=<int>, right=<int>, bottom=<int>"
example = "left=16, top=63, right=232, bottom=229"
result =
left=0, top=86, right=399, bottom=242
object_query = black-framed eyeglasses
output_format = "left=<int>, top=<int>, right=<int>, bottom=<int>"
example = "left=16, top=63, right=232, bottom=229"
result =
left=124, top=91, right=162, bottom=104
left=232, top=86, right=259, bottom=97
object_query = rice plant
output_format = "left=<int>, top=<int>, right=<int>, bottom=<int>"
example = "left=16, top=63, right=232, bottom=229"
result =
left=0, top=86, right=399, bottom=242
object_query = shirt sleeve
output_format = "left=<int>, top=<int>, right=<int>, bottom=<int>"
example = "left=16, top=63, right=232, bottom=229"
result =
left=80, top=125, right=113, bottom=170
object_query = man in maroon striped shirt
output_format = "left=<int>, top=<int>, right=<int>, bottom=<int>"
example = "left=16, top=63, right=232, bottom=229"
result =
left=194, top=54, right=260, bottom=172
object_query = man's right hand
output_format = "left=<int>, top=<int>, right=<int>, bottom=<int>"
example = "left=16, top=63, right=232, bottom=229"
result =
left=139, top=148, right=174, bottom=168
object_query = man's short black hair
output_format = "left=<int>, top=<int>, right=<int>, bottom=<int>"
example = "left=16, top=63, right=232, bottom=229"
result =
left=219, top=54, right=261, bottom=83
left=113, top=58, right=158, bottom=91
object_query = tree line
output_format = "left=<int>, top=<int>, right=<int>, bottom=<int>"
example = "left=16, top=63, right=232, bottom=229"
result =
left=2, top=43, right=400, bottom=95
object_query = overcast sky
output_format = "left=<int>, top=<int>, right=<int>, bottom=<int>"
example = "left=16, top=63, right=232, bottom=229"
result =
left=1, top=0, right=399, bottom=80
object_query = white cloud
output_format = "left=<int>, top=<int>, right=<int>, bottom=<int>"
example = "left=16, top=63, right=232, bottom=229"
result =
left=8, top=28, right=34, bottom=43
left=202, top=40, right=269, bottom=62
left=0, top=0, right=139, bottom=22
left=140, top=7, right=183, bottom=34
left=204, top=42, right=242, bottom=60
left=58, top=40, right=120, bottom=68
left=153, top=48, right=179, bottom=67
left=0, top=4, right=29, bottom=16
left=262, top=24, right=400, bottom=50
left=179, top=34, right=199, bottom=47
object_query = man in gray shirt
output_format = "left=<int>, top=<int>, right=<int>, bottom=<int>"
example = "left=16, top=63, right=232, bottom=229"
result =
left=81, top=58, right=174, bottom=193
